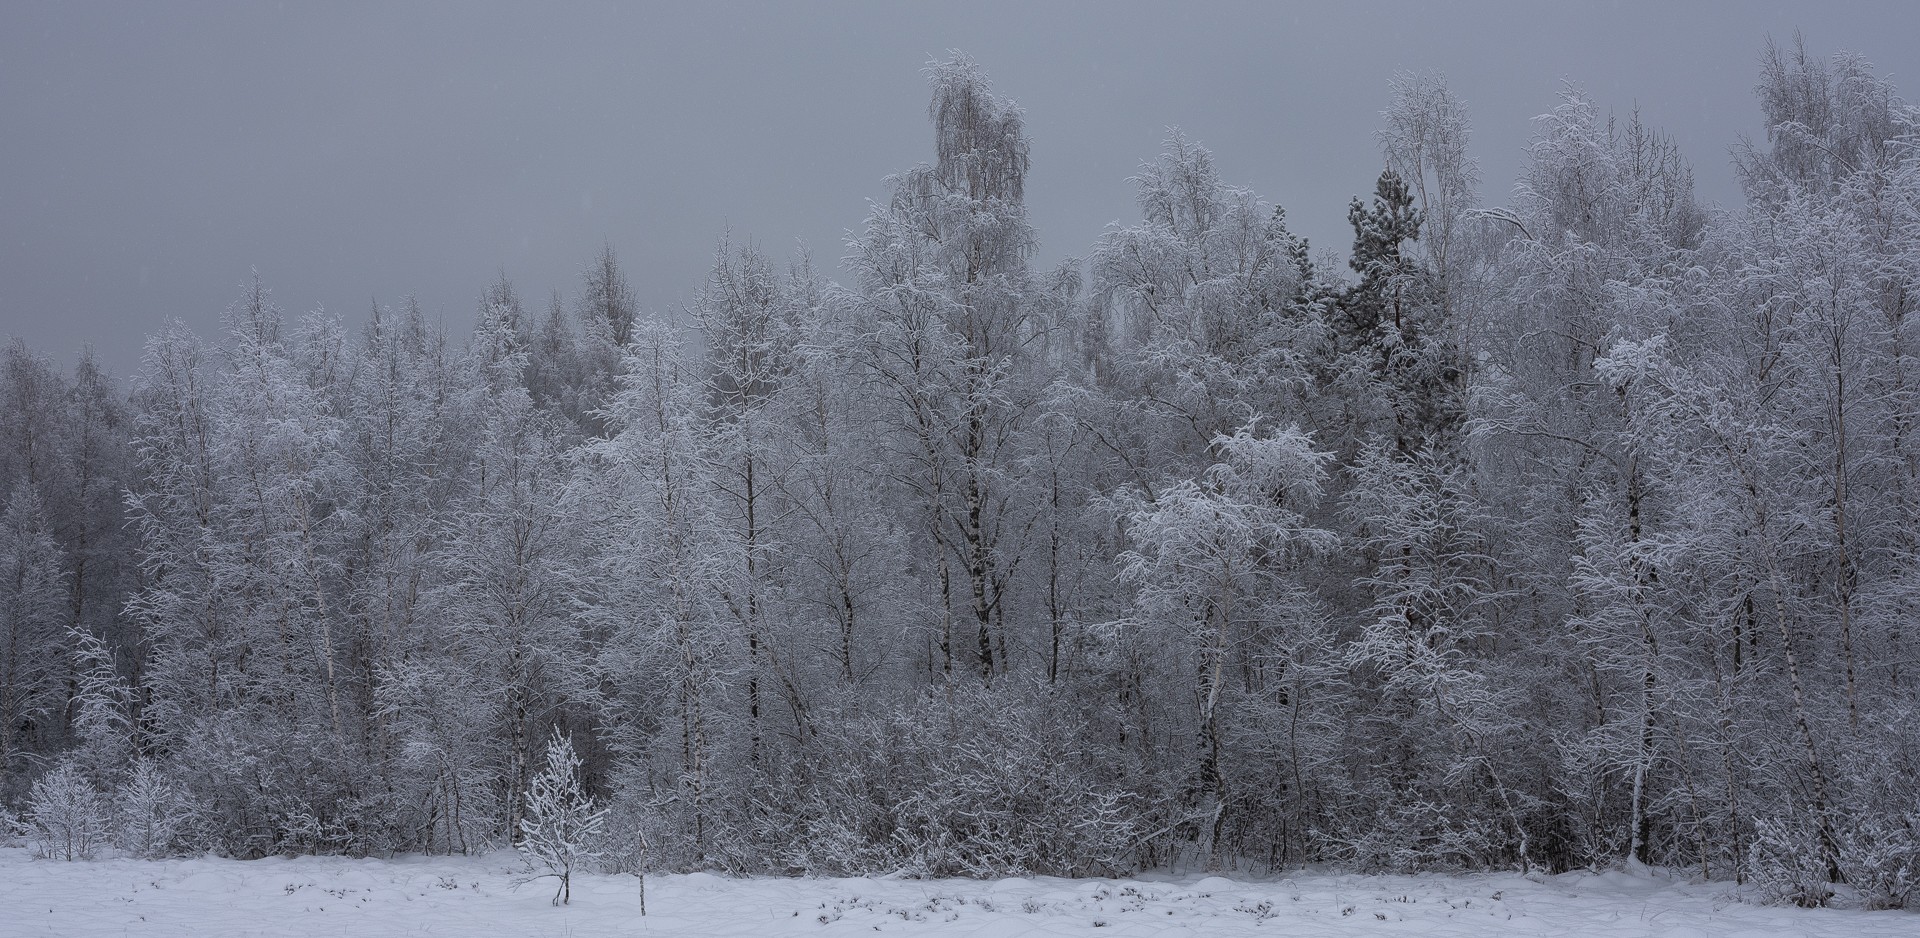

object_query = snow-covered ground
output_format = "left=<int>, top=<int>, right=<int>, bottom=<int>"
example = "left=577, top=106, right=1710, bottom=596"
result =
left=2, top=848, right=1913, bottom=937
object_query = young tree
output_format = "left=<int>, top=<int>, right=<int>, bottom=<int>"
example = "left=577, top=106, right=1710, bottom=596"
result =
left=27, top=761, right=107, bottom=861
left=113, top=758, right=195, bottom=859
left=518, top=732, right=607, bottom=905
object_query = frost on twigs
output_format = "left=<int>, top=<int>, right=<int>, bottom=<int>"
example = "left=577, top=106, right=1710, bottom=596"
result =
left=114, top=758, right=196, bottom=859
left=515, top=732, right=607, bottom=906
left=28, top=761, right=108, bottom=861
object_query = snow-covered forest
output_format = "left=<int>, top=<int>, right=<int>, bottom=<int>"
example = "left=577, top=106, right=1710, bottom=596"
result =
left=3, top=39, right=1919, bottom=909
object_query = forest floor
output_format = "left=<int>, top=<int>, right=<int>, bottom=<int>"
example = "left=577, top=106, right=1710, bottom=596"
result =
left=1, top=847, right=1914, bottom=937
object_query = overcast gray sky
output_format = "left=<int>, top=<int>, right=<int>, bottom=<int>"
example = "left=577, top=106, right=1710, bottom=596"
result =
left=4, top=1, right=1917, bottom=377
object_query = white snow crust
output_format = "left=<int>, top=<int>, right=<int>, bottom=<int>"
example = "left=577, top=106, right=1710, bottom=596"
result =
left=2, top=848, right=1912, bottom=936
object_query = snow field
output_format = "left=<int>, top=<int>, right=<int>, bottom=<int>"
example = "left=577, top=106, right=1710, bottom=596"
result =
left=1, top=848, right=1914, bottom=937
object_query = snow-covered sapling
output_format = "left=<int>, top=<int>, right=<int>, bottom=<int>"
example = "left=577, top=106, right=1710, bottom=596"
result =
left=114, top=759, right=194, bottom=859
left=28, top=762, right=108, bottom=861
left=517, top=732, right=606, bottom=905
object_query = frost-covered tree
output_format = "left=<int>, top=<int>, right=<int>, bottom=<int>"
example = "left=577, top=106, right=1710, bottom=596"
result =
left=692, top=240, right=805, bottom=758
left=1378, top=71, right=1479, bottom=325
left=432, top=330, right=589, bottom=846
left=518, top=732, right=606, bottom=905
left=1336, top=167, right=1466, bottom=455
left=1087, top=133, right=1321, bottom=474
left=1339, top=443, right=1532, bottom=870
left=1117, top=421, right=1335, bottom=867
left=0, top=492, right=65, bottom=794
left=27, top=761, right=107, bottom=861
left=579, top=320, right=742, bottom=865
left=112, top=758, right=194, bottom=859
left=849, top=53, right=1057, bottom=681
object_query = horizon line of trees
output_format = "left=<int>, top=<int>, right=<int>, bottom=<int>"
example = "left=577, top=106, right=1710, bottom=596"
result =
left=3, top=37, right=1919, bottom=909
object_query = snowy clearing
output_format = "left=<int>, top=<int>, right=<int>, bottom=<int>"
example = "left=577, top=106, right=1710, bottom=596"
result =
left=1, top=849, right=1913, bottom=938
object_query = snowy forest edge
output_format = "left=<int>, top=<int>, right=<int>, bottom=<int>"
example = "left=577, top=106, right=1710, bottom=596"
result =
left=1, top=39, right=1918, bottom=912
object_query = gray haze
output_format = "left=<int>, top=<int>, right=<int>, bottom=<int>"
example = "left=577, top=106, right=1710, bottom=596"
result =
left=4, top=1, right=1917, bottom=377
